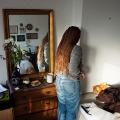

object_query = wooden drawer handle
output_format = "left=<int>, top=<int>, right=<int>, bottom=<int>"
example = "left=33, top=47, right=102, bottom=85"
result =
left=46, top=102, right=50, bottom=105
left=46, top=91, right=51, bottom=95
left=22, top=95, right=27, bottom=99
left=46, top=113, right=51, bottom=116
left=23, top=107, right=28, bottom=110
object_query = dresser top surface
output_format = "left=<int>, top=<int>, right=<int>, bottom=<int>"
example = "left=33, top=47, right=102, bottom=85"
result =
left=7, top=79, right=55, bottom=94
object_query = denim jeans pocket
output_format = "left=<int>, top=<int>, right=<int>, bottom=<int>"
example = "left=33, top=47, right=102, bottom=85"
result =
left=55, top=77, right=62, bottom=93
left=63, top=81, right=77, bottom=95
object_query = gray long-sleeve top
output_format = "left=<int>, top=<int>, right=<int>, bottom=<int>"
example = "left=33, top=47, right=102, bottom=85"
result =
left=57, top=45, right=82, bottom=81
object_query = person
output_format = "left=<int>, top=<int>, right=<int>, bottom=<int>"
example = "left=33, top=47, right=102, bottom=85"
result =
left=54, top=26, right=85, bottom=120
left=37, top=33, right=49, bottom=72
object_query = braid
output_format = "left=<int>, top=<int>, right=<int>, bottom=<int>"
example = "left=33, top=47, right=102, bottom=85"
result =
left=54, top=26, right=81, bottom=75
left=37, top=33, right=48, bottom=63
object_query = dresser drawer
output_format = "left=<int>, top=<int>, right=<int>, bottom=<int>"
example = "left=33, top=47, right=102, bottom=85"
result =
left=15, top=109, right=57, bottom=120
left=14, top=98, right=57, bottom=116
left=12, top=86, right=57, bottom=105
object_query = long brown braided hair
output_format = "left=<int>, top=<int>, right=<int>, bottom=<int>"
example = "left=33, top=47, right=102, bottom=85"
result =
left=37, top=33, right=48, bottom=63
left=54, top=26, right=81, bottom=75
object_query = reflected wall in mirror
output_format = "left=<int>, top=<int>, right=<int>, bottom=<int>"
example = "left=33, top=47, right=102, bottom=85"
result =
left=9, top=15, right=48, bottom=74
left=3, top=9, right=54, bottom=81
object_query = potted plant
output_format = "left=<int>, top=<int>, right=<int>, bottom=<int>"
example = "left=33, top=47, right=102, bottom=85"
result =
left=0, top=38, right=25, bottom=86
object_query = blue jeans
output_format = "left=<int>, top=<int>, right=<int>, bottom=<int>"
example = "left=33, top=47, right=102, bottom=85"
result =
left=55, top=76, right=80, bottom=120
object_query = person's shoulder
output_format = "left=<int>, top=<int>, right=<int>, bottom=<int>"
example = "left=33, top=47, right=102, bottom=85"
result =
left=71, top=45, right=82, bottom=56
left=73, top=45, right=82, bottom=52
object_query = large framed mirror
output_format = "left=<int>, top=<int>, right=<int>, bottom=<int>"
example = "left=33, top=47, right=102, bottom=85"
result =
left=3, top=9, right=54, bottom=81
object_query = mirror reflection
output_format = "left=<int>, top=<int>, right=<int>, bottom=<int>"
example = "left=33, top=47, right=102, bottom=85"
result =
left=37, top=33, right=49, bottom=72
left=9, top=15, right=49, bottom=74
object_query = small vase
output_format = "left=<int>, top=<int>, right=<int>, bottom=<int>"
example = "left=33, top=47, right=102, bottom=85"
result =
left=11, top=67, right=21, bottom=86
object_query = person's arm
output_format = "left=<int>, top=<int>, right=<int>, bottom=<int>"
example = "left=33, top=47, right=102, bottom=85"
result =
left=68, top=45, right=82, bottom=76
left=80, top=59, right=85, bottom=78
left=69, top=45, right=85, bottom=78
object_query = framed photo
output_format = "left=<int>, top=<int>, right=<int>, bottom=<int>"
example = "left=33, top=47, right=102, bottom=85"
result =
left=20, top=27, right=26, bottom=34
left=9, top=25, right=18, bottom=34
left=17, top=35, right=25, bottom=42
left=26, top=33, right=38, bottom=39
left=10, top=35, right=16, bottom=41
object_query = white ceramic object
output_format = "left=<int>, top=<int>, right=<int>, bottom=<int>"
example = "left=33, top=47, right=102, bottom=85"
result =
left=46, top=73, right=53, bottom=83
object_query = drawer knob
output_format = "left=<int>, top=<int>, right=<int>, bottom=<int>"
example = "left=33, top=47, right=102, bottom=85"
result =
left=46, top=102, right=50, bottom=105
left=46, top=91, right=51, bottom=95
left=22, top=95, right=27, bottom=99
left=46, top=113, right=51, bottom=116
left=23, top=107, right=28, bottom=110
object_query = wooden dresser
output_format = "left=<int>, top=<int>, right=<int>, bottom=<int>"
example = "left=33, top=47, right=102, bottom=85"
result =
left=7, top=81, right=57, bottom=120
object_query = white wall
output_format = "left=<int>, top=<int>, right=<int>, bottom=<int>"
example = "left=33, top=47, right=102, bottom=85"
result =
left=72, top=0, right=83, bottom=29
left=2, top=0, right=119, bottom=95
left=72, top=0, right=83, bottom=45
left=80, top=0, right=120, bottom=93
left=0, top=0, right=74, bottom=85
left=9, top=15, right=48, bottom=52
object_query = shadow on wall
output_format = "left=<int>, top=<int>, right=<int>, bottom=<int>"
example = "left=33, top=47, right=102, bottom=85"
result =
left=80, top=28, right=97, bottom=93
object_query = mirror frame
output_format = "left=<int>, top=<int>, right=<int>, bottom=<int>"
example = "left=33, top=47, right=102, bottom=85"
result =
left=3, top=9, right=54, bottom=81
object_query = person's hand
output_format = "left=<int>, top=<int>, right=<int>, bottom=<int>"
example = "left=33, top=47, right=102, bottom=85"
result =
left=80, top=70, right=85, bottom=78
left=81, top=72, right=85, bottom=78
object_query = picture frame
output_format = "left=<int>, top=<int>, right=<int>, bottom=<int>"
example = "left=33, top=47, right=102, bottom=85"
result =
left=9, top=25, right=18, bottom=34
left=10, top=35, right=16, bottom=41
left=20, top=27, right=26, bottom=34
left=17, top=35, right=25, bottom=42
left=26, top=33, right=38, bottom=39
